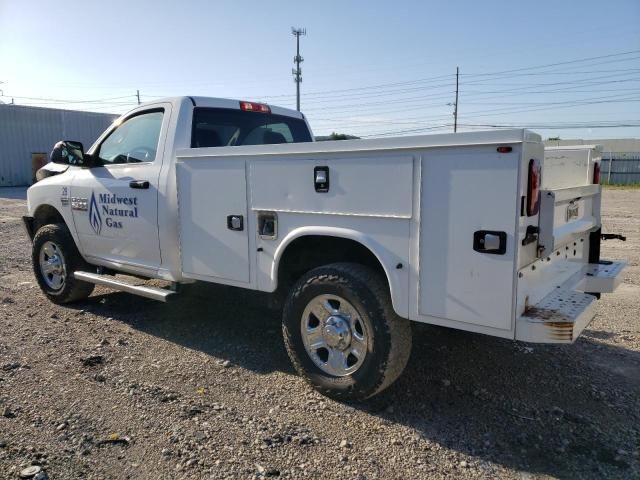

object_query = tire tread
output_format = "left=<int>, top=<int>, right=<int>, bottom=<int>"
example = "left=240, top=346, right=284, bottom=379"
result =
left=283, top=262, right=411, bottom=401
left=32, top=223, right=94, bottom=304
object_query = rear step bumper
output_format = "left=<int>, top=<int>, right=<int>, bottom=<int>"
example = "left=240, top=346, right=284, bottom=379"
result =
left=516, top=260, right=625, bottom=344
left=74, top=271, right=175, bottom=303
left=578, top=261, right=625, bottom=293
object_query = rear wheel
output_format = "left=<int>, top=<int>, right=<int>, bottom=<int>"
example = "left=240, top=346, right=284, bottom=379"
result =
left=282, top=263, right=411, bottom=401
left=32, top=223, right=94, bottom=304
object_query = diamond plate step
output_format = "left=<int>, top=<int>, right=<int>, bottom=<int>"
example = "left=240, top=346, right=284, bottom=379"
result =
left=580, top=261, right=625, bottom=293
left=517, top=289, right=597, bottom=344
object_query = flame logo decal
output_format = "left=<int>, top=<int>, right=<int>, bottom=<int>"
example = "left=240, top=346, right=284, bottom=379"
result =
left=89, top=192, right=102, bottom=235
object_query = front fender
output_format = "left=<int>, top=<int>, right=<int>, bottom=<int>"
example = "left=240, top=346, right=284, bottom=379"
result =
left=27, top=172, right=82, bottom=252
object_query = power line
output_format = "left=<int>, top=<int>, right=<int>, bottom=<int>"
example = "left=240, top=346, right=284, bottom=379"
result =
left=301, top=81, right=640, bottom=115
left=299, top=77, right=640, bottom=117
left=7, top=48, right=640, bottom=137
left=460, top=122, right=640, bottom=129
left=286, top=81, right=455, bottom=106
left=13, top=51, right=639, bottom=110
left=455, top=68, right=640, bottom=89
left=360, top=124, right=454, bottom=138
left=360, top=125, right=453, bottom=138
left=290, top=71, right=640, bottom=112
left=358, top=120, right=640, bottom=139
left=455, top=92, right=640, bottom=119
left=461, top=67, right=640, bottom=78
left=263, top=52, right=640, bottom=103
left=309, top=92, right=640, bottom=133
left=454, top=67, right=459, bottom=132
left=4, top=94, right=136, bottom=104
left=262, top=73, right=453, bottom=100
left=13, top=49, right=638, bottom=108
left=459, top=49, right=640, bottom=77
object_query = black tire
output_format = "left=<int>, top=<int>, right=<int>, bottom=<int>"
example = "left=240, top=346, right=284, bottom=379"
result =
left=282, top=262, right=411, bottom=401
left=32, top=223, right=94, bottom=304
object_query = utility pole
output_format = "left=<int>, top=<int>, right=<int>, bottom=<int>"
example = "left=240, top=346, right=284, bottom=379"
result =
left=291, top=27, right=306, bottom=111
left=136, top=89, right=141, bottom=105
left=453, top=66, right=459, bottom=132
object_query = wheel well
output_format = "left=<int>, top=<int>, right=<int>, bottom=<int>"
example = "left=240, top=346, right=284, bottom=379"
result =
left=277, top=235, right=387, bottom=290
left=33, top=204, right=66, bottom=231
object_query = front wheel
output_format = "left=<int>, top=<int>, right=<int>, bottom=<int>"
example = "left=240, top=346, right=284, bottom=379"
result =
left=282, top=263, right=412, bottom=401
left=32, top=223, right=94, bottom=304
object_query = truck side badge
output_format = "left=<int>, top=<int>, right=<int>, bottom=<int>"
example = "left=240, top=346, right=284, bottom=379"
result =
left=314, top=166, right=329, bottom=193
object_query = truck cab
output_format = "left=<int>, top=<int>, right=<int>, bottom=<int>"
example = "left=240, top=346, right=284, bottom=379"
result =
left=28, top=97, right=313, bottom=282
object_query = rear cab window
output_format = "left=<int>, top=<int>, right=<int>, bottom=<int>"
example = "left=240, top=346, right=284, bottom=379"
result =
left=191, top=108, right=312, bottom=148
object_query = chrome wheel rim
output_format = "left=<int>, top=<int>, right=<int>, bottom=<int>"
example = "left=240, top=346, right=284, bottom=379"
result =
left=39, top=241, right=66, bottom=291
left=300, top=294, right=368, bottom=377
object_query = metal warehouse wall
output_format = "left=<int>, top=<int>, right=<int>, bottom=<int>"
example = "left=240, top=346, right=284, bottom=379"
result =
left=600, top=152, right=640, bottom=185
left=0, top=105, right=117, bottom=186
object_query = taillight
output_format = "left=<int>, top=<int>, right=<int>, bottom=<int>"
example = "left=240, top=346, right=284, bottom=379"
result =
left=527, top=158, right=541, bottom=216
left=239, top=101, right=271, bottom=113
left=593, top=162, right=601, bottom=184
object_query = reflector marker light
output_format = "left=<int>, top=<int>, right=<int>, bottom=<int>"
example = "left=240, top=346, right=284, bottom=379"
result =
left=527, top=158, right=541, bottom=217
left=593, top=162, right=601, bottom=184
left=239, top=101, right=271, bottom=113
left=497, top=146, right=512, bottom=153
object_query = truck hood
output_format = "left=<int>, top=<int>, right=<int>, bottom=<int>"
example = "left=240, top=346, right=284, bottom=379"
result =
left=35, top=162, right=69, bottom=182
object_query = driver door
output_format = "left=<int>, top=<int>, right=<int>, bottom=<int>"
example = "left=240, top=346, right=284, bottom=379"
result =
left=70, top=106, right=170, bottom=272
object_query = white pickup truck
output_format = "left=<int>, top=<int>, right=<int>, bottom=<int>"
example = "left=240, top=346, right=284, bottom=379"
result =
left=24, top=96, right=625, bottom=400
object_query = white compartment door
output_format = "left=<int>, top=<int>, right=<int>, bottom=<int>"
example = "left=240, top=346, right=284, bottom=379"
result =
left=419, top=148, right=519, bottom=331
left=176, top=159, right=249, bottom=284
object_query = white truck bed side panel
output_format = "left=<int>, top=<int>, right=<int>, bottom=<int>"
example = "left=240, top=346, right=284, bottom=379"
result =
left=249, top=156, right=413, bottom=218
left=247, top=154, right=414, bottom=318
left=419, top=146, right=519, bottom=331
left=176, top=158, right=250, bottom=284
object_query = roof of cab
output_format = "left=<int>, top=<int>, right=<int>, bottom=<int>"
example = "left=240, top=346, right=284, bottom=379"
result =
left=149, top=96, right=304, bottom=120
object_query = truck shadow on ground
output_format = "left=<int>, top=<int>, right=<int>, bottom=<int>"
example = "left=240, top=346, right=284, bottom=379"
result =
left=78, top=282, right=639, bottom=479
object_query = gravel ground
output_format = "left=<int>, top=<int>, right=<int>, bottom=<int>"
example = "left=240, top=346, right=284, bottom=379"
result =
left=0, top=187, right=638, bottom=480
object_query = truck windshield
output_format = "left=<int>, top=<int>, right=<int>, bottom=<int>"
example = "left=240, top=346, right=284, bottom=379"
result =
left=191, top=107, right=313, bottom=148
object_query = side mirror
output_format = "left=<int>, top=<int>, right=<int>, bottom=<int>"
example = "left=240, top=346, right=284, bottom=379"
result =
left=50, top=140, right=90, bottom=166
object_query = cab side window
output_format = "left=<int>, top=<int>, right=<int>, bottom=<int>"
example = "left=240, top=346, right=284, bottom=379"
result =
left=98, top=110, right=163, bottom=165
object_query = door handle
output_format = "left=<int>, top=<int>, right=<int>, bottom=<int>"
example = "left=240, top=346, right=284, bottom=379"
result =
left=129, top=180, right=149, bottom=189
left=227, top=215, right=244, bottom=231
left=314, top=166, right=330, bottom=193
left=473, top=230, right=507, bottom=255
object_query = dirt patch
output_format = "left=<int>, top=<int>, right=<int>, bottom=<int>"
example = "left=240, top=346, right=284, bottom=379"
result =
left=0, top=187, right=638, bottom=479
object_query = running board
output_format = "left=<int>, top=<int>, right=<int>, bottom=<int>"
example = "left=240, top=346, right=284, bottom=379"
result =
left=74, top=271, right=175, bottom=302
